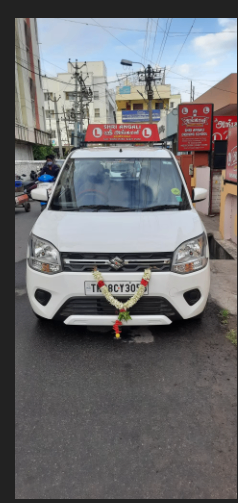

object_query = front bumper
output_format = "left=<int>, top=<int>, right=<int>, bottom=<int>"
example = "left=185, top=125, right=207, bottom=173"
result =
left=26, top=262, right=210, bottom=325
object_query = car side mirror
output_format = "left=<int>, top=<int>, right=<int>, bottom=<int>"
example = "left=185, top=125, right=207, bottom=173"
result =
left=31, top=187, right=48, bottom=202
left=192, top=187, right=208, bottom=203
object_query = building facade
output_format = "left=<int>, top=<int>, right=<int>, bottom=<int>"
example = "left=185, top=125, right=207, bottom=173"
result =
left=116, top=81, right=180, bottom=126
left=15, top=18, right=50, bottom=160
left=42, top=61, right=116, bottom=153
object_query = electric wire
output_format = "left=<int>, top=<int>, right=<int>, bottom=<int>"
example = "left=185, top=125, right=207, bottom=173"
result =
left=157, top=18, right=173, bottom=67
left=150, top=18, right=159, bottom=62
left=170, top=19, right=196, bottom=69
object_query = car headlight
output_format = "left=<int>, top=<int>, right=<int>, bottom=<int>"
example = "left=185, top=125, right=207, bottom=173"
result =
left=28, top=234, right=61, bottom=274
left=172, top=233, right=208, bottom=274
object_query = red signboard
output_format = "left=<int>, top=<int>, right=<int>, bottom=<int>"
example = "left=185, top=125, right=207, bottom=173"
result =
left=84, top=124, right=160, bottom=142
left=212, top=115, right=237, bottom=150
left=178, top=103, right=213, bottom=152
left=225, top=126, right=237, bottom=183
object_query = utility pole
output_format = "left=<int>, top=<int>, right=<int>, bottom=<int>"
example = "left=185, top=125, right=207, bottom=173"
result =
left=193, top=86, right=195, bottom=102
left=146, top=65, right=153, bottom=124
left=49, top=94, right=63, bottom=158
left=79, top=71, right=83, bottom=134
left=73, top=60, right=79, bottom=147
left=47, top=92, right=52, bottom=141
left=68, top=59, right=93, bottom=147
left=121, top=61, right=162, bottom=125
left=62, top=106, right=70, bottom=146
left=190, top=81, right=193, bottom=102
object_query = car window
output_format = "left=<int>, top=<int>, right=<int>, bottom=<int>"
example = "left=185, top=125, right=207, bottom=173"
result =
left=50, top=157, right=191, bottom=211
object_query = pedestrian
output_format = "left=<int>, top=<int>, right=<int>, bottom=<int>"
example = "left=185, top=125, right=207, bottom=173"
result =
left=38, top=154, right=60, bottom=180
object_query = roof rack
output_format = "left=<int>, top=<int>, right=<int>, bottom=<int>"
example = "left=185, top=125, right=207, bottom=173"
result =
left=72, top=140, right=166, bottom=149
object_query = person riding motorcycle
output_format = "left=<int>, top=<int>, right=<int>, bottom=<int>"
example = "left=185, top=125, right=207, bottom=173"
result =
left=38, top=155, right=60, bottom=180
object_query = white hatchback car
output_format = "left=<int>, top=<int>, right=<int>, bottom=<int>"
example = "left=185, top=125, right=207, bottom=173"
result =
left=27, top=146, right=210, bottom=327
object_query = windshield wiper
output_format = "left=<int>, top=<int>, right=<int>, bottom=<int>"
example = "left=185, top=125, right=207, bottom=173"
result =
left=77, top=205, right=134, bottom=212
left=142, top=204, right=181, bottom=212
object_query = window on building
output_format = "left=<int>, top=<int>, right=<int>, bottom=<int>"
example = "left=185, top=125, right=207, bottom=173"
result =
left=42, top=107, right=46, bottom=129
left=170, top=102, right=174, bottom=108
left=29, top=77, right=36, bottom=125
left=155, top=102, right=164, bottom=110
left=45, top=110, right=55, bottom=119
left=34, top=18, right=38, bottom=43
left=95, top=108, right=100, bottom=117
left=49, top=130, right=56, bottom=138
left=24, top=21, right=31, bottom=68
left=133, top=103, right=143, bottom=110
left=65, top=92, right=74, bottom=101
left=44, top=92, right=53, bottom=101
left=38, top=60, right=42, bottom=88
left=94, top=91, right=99, bottom=100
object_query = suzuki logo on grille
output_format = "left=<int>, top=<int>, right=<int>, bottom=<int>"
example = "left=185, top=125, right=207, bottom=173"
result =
left=110, top=256, right=124, bottom=270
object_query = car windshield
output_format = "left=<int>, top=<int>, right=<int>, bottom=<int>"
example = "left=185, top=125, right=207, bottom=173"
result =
left=50, top=157, right=191, bottom=211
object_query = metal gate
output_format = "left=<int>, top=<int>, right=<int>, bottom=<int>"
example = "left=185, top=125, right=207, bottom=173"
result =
left=210, top=169, right=222, bottom=214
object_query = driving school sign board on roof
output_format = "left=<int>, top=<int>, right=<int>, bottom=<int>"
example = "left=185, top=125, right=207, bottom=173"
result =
left=84, top=124, right=160, bottom=142
left=178, top=103, right=213, bottom=152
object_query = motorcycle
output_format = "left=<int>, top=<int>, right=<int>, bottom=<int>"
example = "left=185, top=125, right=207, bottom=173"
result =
left=15, top=180, right=31, bottom=212
left=15, top=171, right=38, bottom=200
left=32, top=173, right=55, bottom=212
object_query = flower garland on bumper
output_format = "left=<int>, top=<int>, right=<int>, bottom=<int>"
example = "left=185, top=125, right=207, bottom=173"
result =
left=92, top=268, right=151, bottom=339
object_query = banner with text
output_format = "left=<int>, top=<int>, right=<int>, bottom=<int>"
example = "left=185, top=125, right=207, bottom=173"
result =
left=122, top=110, right=160, bottom=123
left=212, top=115, right=237, bottom=150
left=85, top=124, right=160, bottom=142
left=225, top=126, right=237, bottom=183
left=178, top=103, right=213, bottom=152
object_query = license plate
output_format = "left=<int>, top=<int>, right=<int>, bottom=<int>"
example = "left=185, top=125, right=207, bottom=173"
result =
left=84, top=281, right=149, bottom=296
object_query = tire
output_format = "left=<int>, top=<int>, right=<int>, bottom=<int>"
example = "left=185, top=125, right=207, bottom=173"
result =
left=24, top=202, right=31, bottom=212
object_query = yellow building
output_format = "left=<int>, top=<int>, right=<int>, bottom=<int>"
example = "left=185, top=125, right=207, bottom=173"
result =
left=219, top=178, right=237, bottom=244
left=116, top=82, right=180, bottom=124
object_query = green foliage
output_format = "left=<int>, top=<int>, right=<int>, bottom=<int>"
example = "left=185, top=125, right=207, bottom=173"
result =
left=226, top=329, right=237, bottom=347
left=33, top=145, right=56, bottom=160
left=118, top=311, right=132, bottom=322
left=219, top=309, right=229, bottom=324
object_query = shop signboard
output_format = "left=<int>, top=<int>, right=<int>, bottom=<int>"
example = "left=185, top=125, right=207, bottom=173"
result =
left=178, top=103, right=213, bottom=151
left=122, top=110, right=160, bottom=123
left=212, top=116, right=237, bottom=150
left=119, top=86, right=131, bottom=94
left=225, top=125, right=237, bottom=183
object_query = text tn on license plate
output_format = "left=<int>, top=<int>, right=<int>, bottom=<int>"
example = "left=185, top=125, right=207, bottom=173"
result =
left=84, top=281, right=149, bottom=296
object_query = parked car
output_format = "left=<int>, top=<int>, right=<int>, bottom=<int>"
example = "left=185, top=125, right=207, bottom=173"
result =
left=27, top=146, right=210, bottom=327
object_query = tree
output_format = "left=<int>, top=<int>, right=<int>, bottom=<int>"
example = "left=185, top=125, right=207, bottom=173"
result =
left=33, top=145, right=57, bottom=160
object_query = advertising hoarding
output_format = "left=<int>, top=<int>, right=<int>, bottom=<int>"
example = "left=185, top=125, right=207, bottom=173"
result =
left=178, top=103, right=213, bottom=152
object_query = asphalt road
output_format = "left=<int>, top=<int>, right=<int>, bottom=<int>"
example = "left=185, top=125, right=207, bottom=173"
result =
left=15, top=204, right=237, bottom=499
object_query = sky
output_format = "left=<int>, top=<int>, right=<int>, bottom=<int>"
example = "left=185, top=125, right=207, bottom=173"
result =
left=37, top=18, right=237, bottom=102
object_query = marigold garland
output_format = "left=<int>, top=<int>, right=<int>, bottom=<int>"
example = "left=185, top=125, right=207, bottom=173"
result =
left=92, top=268, right=151, bottom=339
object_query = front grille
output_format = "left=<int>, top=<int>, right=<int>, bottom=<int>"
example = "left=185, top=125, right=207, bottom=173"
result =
left=54, top=296, right=181, bottom=321
left=61, top=252, right=173, bottom=273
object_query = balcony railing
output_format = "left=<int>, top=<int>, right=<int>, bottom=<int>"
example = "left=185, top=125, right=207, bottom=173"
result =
left=15, top=124, right=50, bottom=146
left=34, top=128, right=51, bottom=146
